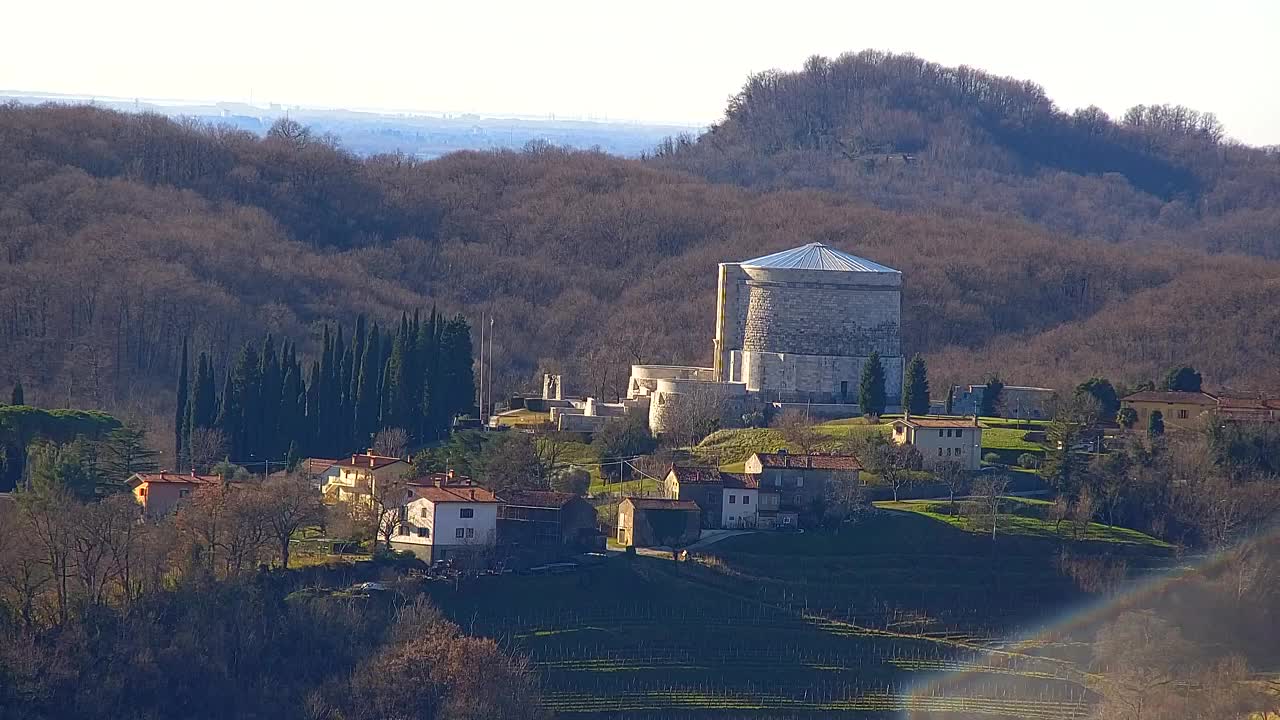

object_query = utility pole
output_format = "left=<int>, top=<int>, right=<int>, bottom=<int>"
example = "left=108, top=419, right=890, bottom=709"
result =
left=487, top=315, right=495, bottom=424
left=477, top=311, right=486, bottom=425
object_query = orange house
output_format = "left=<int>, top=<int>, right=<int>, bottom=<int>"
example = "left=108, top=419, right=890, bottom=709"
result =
left=1120, top=391, right=1217, bottom=431
left=127, top=471, right=224, bottom=517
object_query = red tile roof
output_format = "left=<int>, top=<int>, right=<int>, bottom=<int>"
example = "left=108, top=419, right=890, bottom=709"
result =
left=667, top=465, right=723, bottom=485
left=721, top=473, right=759, bottom=489
left=1122, top=391, right=1217, bottom=406
left=623, top=497, right=700, bottom=511
left=128, top=472, right=223, bottom=487
left=500, top=490, right=580, bottom=508
left=751, top=452, right=863, bottom=471
left=333, top=453, right=407, bottom=470
left=410, top=485, right=499, bottom=504
left=895, top=417, right=980, bottom=429
left=1215, top=394, right=1280, bottom=410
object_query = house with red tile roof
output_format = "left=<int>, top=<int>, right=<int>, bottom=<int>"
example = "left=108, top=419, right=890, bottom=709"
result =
left=616, top=497, right=701, bottom=547
left=127, top=471, right=225, bottom=517
left=322, top=452, right=410, bottom=505
left=890, top=416, right=983, bottom=471
left=743, top=450, right=863, bottom=524
left=387, top=478, right=499, bottom=566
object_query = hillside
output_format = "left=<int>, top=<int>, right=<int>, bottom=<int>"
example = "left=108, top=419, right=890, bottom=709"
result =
left=658, top=50, right=1280, bottom=258
left=2, top=101, right=1280, bottom=424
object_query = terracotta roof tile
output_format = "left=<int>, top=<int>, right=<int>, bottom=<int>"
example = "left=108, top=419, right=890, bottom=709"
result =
left=895, top=417, right=981, bottom=429
left=333, top=453, right=407, bottom=470
left=751, top=452, right=863, bottom=471
left=409, top=485, right=499, bottom=504
left=129, top=472, right=223, bottom=486
left=721, top=473, right=759, bottom=489
left=667, top=465, right=723, bottom=485
left=1122, top=391, right=1217, bottom=405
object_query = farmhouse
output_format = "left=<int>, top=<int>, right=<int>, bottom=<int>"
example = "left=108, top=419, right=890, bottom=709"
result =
left=720, top=472, right=759, bottom=529
left=497, top=490, right=601, bottom=552
left=387, top=479, right=499, bottom=566
left=127, top=471, right=224, bottom=517
left=1120, top=390, right=1217, bottom=432
left=617, top=497, right=701, bottom=548
left=322, top=452, right=410, bottom=505
left=743, top=450, right=862, bottom=522
left=891, top=416, right=982, bottom=471
left=662, top=465, right=725, bottom=529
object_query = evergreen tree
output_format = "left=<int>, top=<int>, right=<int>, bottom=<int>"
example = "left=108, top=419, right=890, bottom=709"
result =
left=979, top=375, right=1004, bottom=417
left=383, top=321, right=411, bottom=430
left=355, top=325, right=381, bottom=447
left=305, top=361, right=321, bottom=454
left=99, top=423, right=160, bottom=485
left=1148, top=410, right=1165, bottom=437
left=189, top=353, right=217, bottom=430
left=175, top=339, right=190, bottom=464
left=260, top=334, right=282, bottom=459
left=1076, top=377, right=1120, bottom=418
left=901, top=353, right=931, bottom=415
left=286, top=440, right=301, bottom=472
left=10, top=381, right=22, bottom=406
left=858, top=351, right=887, bottom=417
left=1162, top=366, right=1203, bottom=393
left=319, top=326, right=336, bottom=450
left=417, top=308, right=440, bottom=438
left=437, top=314, right=476, bottom=431
left=216, top=366, right=242, bottom=459
left=233, top=343, right=263, bottom=459
left=280, top=362, right=304, bottom=454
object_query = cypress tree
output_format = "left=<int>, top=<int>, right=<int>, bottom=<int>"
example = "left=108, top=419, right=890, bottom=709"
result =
left=383, top=323, right=410, bottom=430
left=437, top=314, right=476, bottom=428
left=190, top=353, right=217, bottom=430
left=175, top=338, right=190, bottom=465
left=1148, top=410, right=1165, bottom=437
left=305, top=360, right=322, bottom=455
left=280, top=363, right=303, bottom=458
left=234, top=343, right=263, bottom=460
left=10, top=381, right=23, bottom=406
left=319, top=325, right=335, bottom=450
left=902, top=353, right=931, bottom=416
left=216, top=366, right=242, bottom=459
left=355, top=326, right=381, bottom=447
left=417, top=308, right=440, bottom=439
left=858, top=351, right=887, bottom=418
left=260, top=334, right=282, bottom=459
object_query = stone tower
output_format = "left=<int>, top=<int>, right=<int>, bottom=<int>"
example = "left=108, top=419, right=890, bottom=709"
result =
left=713, top=243, right=903, bottom=405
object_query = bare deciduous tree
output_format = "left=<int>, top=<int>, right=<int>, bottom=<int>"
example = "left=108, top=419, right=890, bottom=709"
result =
left=774, top=409, right=822, bottom=455
left=372, top=427, right=409, bottom=458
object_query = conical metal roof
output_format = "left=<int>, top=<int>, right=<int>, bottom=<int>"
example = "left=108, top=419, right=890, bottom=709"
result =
left=739, top=243, right=899, bottom=273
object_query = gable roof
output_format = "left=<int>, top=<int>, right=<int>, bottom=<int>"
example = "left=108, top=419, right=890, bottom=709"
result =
left=1122, top=390, right=1217, bottom=406
left=895, top=417, right=980, bottom=430
left=667, top=465, right=723, bottom=485
left=333, top=453, right=407, bottom=470
left=500, top=490, right=580, bottom=509
left=409, top=485, right=499, bottom=504
left=750, top=452, right=864, bottom=471
left=623, top=497, right=700, bottom=511
left=740, top=243, right=899, bottom=274
left=721, top=473, right=759, bottom=490
left=128, top=472, right=223, bottom=487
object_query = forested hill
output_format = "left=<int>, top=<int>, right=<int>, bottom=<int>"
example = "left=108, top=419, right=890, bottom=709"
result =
left=2, top=101, right=1279, bottom=425
left=657, top=50, right=1280, bottom=257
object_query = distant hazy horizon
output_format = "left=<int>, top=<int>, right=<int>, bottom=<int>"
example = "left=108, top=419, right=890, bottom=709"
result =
left=7, top=0, right=1279, bottom=145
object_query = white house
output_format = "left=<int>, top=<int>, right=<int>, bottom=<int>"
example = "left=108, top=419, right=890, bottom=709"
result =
left=720, top=473, right=759, bottom=529
left=388, top=480, right=500, bottom=566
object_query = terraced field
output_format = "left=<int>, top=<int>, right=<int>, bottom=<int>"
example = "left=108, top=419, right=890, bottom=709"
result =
left=423, top=510, right=1168, bottom=718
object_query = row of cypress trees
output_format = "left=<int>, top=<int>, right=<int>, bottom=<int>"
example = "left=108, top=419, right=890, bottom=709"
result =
left=174, top=310, right=475, bottom=467
left=857, top=351, right=931, bottom=416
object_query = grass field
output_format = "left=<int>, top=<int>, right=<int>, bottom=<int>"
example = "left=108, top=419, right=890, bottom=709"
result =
left=979, top=428, right=1047, bottom=454
left=877, top=498, right=1172, bottom=548
left=421, top=507, right=1170, bottom=718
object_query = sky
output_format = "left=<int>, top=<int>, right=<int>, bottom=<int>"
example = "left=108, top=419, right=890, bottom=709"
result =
left=5, top=0, right=1279, bottom=145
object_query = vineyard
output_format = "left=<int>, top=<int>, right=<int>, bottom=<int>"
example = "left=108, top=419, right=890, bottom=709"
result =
left=423, top=510, right=1172, bottom=718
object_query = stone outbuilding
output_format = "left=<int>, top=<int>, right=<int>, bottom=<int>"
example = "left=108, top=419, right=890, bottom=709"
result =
left=616, top=498, right=701, bottom=548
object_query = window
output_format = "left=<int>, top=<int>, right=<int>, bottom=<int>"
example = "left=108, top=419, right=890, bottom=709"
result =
left=774, top=475, right=782, bottom=487
left=417, top=527, right=429, bottom=538
left=459, top=508, right=474, bottom=518
left=179, top=489, right=189, bottom=498
left=743, top=495, right=750, bottom=505
left=420, top=507, right=429, bottom=519
left=455, top=528, right=466, bottom=539
left=1178, top=409, right=1189, bottom=419
left=796, top=477, right=803, bottom=488
left=955, top=447, right=963, bottom=455
left=938, top=429, right=945, bottom=437
left=938, top=448, right=943, bottom=456
left=946, top=448, right=952, bottom=456
left=728, top=494, right=736, bottom=504
left=466, top=527, right=475, bottom=539
left=139, top=488, right=147, bottom=498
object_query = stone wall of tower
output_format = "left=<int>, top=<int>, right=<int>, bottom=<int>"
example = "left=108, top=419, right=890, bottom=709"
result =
left=713, top=263, right=751, bottom=382
left=739, top=266, right=901, bottom=359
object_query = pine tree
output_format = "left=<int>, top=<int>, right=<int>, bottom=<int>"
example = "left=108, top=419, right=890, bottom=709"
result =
left=174, top=338, right=190, bottom=465
left=100, top=423, right=160, bottom=485
left=902, top=353, right=931, bottom=416
left=9, top=381, right=22, bottom=406
left=858, top=351, right=887, bottom=417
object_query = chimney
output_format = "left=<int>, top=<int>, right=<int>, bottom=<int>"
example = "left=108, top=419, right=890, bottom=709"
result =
left=469, top=489, right=475, bottom=501
left=434, top=476, right=444, bottom=488
left=191, top=469, right=197, bottom=478
left=447, top=469, right=455, bottom=480
left=369, top=455, right=375, bottom=468
left=351, top=455, right=357, bottom=464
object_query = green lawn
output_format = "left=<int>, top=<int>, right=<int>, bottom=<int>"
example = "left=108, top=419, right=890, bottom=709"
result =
left=980, top=427, right=1047, bottom=454
left=877, top=497, right=1172, bottom=548
left=693, top=421, right=890, bottom=465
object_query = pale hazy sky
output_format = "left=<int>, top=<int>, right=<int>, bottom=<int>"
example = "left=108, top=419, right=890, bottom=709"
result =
left=5, top=0, right=1279, bottom=144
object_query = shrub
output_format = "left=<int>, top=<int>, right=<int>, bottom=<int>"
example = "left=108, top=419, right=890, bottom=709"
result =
left=983, top=452, right=1002, bottom=464
left=1018, top=453, right=1041, bottom=469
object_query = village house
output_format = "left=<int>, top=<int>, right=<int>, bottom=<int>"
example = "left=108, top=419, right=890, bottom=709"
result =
left=322, top=452, right=410, bottom=505
left=387, top=478, right=499, bottom=566
left=1215, top=393, right=1280, bottom=423
left=616, top=497, right=701, bottom=548
left=662, top=465, right=725, bottom=529
left=127, top=471, right=225, bottom=517
left=1120, top=390, right=1218, bottom=432
left=742, top=451, right=862, bottom=522
left=497, top=490, right=601, bottom=553
left=720, top=473, right=759, bottom=529
left=890, top=416, right=982, bottom=471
